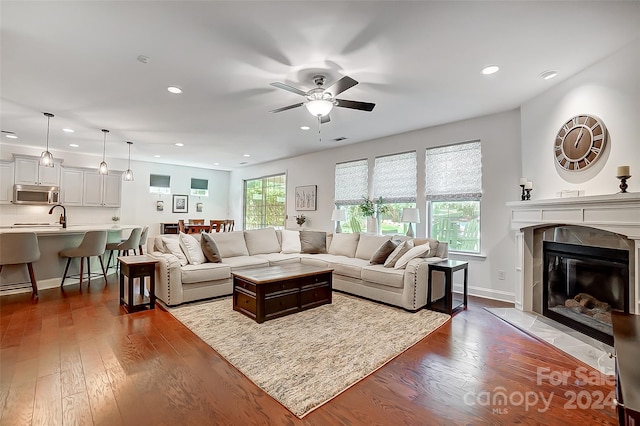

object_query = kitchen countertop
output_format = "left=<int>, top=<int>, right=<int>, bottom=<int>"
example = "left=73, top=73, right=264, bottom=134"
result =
left=0, top=224, right=139, bottom=235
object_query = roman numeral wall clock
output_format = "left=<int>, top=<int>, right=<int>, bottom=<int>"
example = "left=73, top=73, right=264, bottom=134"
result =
left=554, top=114, right=608, bottom=171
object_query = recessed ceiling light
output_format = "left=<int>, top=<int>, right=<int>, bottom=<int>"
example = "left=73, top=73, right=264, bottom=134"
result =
left=300, top=126, right=310, bottom=130
left=213, top=162, right=220, bottom=166
left=167, top=86, right=183, bottom=94
left=62, top=128, right=74, bottom=133
left=154, top=155, right=161, bottom=158
left=540, top=70, right=558, bottom=80
left=69, top=143, right=79, bottom=148
left=243, top=154, right=250, bottom=157
left=175, top=143, right=184, bottom=147
left=481, top=65, right=500, bottom=75
left=5, top=133, right=18, bottom=139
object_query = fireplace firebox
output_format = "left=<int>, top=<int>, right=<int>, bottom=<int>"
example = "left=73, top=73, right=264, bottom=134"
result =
left=543, top=241, right=629, bottom=346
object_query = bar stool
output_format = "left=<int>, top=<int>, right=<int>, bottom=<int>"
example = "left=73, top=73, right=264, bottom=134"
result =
left=137, top=225, right=149, bottom=255
left=105, top=227, right=142, bottom=270
left=59, top=231, right=108, bottom=287
left=0, top=232, right=40, bottom=296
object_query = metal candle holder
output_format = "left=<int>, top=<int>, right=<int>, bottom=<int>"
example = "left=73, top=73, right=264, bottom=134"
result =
left=617, top=175, right=631, bottom=193
left=525, top=188, right=532, bottom=200
left=520, top=184, right=526, bottom=201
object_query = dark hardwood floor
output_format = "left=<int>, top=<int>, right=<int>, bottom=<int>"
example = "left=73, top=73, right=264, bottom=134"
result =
left=0, top=276, right=617, bottom=425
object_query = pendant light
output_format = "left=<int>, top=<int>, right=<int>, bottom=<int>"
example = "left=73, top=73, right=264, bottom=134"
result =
left=123, top=141, right=134, bottom=181
left=40, top=112, right=55, bottom=167
left=98, top=129, right=109, bottom=175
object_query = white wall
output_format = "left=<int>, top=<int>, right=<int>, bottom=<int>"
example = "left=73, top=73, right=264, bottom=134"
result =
left=0, top=143, right=230, bottom=237
left=230, top=109, right=522, bottom=302
left=521, top=39, right=640, bottom=198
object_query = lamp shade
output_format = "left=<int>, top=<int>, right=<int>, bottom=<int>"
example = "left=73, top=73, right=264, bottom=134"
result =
left=305, top=99, right=334, bottom=117
left=401, top=208, right=420, bottom=223
left=331, top=209, right=347, bottom=222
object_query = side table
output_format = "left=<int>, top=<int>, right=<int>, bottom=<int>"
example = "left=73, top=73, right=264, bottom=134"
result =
left=118, top=255, right=158, bottom=312
left=427, top=259, right=468, bottom=315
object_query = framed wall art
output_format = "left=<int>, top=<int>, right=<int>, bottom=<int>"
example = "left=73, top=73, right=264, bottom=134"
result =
left=295, top=185, right=317, bottom=211
left=172, top=194, right=188, bottom=213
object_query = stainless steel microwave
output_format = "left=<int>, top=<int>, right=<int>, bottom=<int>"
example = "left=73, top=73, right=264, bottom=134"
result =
left=12, top=184, right=60, bottom=205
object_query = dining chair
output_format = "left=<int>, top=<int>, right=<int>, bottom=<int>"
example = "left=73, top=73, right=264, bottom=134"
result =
left=210, top=220, right=226, bottom=233
left=0, top=232, right=40, bottom=296
left=189, top=219, right=204, bottom=225
left=178, top=219, right=186, bottom=233
left=224, top=219, right=235, bottom=232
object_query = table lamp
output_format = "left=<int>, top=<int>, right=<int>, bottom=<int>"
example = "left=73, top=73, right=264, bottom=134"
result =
left=401, top=208, right=420, bottom=237
left=331, top=209, right=347, bottom=233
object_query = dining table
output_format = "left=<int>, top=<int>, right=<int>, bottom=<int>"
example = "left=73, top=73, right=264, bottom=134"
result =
left=184, top=223, right=211, bottom=234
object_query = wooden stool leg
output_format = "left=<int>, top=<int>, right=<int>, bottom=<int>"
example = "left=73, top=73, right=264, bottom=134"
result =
left=99, top=255, right=107, bottom=281
left=61, top=258, right=71, bottom=287
left=79, top=258, right=84, bottom=287
left=27, top=262, right=38, bottom=296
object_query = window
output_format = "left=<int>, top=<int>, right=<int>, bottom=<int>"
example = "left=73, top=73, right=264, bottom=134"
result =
left=244, top=173, right=286, bottom=230
left=149, top=174, right=170, bottom=194
left=334, top=159, right=368, bottom=233
left=374, top=152, right=417, bottom=235
left=190, top=178, right=209, bottom=197
left=426, top=141, right=482, bottom=253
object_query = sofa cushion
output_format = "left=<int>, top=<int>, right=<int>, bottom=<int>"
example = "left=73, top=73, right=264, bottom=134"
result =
left=201, top=233, right=222, bottom=263
left=384, top=240, right=414, bottom=268
left=162, top=236, right=188, bottom=266
left=413, top=238, right=440, bottom=258
left=222, top=256, right=269, bottom=271
left=154, top=235, right=169, bottom=253
left=181, top=262, right=231, bottom=284
left=299, top=253, right=333, bottom=267
left=369, top=239, right=398, bottom=265
left=394, top=243, right=431, bottom=269
left=254, top=253, right=301, bottom=266
left=280, top=229, right=301, bottom=254
left=361, top=265, right=405, bottom=288
left=244, top=227, right=281, bottom=255
left=210, top=231, right=249, bottom=258
left=355, top=234, right=392, bottom=260
left=179, top=232, right=206, bottom=265
left=328, top=257, right=369, bottom=279
left=300, top=231, right=327, bottom=254
left=328, top=233, right=360, bottom=258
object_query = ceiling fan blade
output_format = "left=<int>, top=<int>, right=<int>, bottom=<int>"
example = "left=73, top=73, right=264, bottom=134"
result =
left=270, top=102, right=304, bottom=113
left=335, top=99, right=376, bottom=112
left=321, top=115, right=331, bottom=124
left=270, top=82, right=307, bottom=97
left=326, top=76, right=358, bottom=96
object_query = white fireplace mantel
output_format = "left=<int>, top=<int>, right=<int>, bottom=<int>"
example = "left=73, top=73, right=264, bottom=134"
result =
left=507, top=192, right=640, bottom=314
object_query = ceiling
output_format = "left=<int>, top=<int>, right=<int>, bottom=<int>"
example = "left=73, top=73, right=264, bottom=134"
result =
left=1, top=1, right=639, bottom=170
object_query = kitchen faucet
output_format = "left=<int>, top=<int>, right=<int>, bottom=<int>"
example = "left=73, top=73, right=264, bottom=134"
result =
left=48, top=204, right=67, bottom=228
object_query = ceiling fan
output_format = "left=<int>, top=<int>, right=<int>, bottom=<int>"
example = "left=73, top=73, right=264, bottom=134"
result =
left=269, top=75, right=375, bottom=124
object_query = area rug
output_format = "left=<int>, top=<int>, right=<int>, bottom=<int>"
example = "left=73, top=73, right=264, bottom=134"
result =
left=168, top=292, right=450, bottom=418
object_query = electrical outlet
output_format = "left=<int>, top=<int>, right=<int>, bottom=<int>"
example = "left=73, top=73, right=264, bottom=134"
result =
left=498, top=270, right=506, bottom=280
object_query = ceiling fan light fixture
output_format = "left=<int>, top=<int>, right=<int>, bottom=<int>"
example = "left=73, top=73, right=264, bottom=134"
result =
left=305, top=99, right=334, bottom=117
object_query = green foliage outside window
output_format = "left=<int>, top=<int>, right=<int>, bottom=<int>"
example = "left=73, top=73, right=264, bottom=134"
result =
left=244, top=174, right=286, bottom=230
left=430, top=201, right=480, bottom=253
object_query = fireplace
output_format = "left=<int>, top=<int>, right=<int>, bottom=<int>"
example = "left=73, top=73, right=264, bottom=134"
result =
left=543, top=240, right=629, bottom=346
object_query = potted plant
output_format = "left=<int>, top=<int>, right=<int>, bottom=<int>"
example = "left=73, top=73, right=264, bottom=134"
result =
left=359, top=196, right=389, bottom=234
left=295, top=214, right=306, bottom=227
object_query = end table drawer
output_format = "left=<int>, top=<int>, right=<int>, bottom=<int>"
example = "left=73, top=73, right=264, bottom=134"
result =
left=235, top=291, right=257, bottom=315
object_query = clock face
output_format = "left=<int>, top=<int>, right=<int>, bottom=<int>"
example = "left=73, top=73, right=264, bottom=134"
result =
left=554, top=114, right=607, bottom=171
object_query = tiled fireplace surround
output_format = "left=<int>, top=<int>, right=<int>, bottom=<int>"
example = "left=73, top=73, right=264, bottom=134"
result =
left=508, top=193, right=640, bottom=316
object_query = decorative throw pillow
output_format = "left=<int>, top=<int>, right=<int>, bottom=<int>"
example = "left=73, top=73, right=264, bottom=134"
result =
left=328, top=233, right=360, bottom=257
left=209, top=231, right=249, bottom=258
left=383, top=240, right=414, bottom=268
left=299, top=230, right=327, bottom=254
left=369, top=239, right=398, bottom=264
left=161, top=236, right=188, bottom=266
left=244, top=227, right=281, bottom=255
left=280, top=229, right=301, bottom=254
left=201, top=233, right=222, bottom=263
left=393, top=243, right=431, bottom=269
left=179, top=232, right=206, bottom=265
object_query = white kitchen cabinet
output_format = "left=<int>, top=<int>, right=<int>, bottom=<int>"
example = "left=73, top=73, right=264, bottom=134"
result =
left=82, top=170, right=122, bottom=207
left=13, top=155, right=61, bottom=186
left=0, top=161, right=14, bottom=204
left=60, top=168, right=84, bottom=206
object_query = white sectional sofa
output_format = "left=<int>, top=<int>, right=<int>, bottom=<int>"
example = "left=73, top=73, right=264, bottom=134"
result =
left=147, top=227, right=448, bottom=311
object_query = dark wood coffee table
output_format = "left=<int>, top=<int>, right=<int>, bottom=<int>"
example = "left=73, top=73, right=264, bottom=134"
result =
left=232, top=263, right=333, bottom=323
